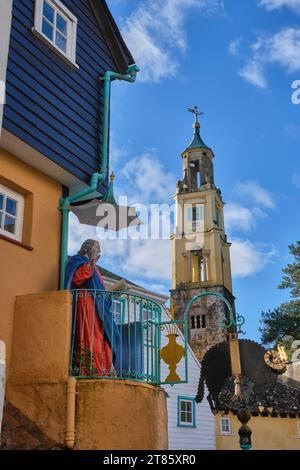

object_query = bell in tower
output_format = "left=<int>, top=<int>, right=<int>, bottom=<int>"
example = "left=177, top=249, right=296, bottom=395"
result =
left=172, top=107, right=236, bottom=361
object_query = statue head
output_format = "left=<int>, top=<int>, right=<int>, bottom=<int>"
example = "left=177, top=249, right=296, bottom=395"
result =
left=78, top=239, right=101, bottom=261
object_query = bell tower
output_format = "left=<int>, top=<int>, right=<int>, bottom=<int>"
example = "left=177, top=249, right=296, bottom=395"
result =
left=171, top=108, right=235, bottom=361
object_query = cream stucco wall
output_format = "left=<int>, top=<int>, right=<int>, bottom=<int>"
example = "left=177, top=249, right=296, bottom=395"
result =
left=0, top=149, right=62, bottom=370
left=172, top=190, right=232, bottom=293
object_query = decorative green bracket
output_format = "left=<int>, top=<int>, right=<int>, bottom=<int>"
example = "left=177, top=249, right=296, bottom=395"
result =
left=183, top=291, right=245, bottom=334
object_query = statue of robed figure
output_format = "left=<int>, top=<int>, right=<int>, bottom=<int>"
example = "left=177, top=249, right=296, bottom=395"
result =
left=65, top=239, right=124, bottom=376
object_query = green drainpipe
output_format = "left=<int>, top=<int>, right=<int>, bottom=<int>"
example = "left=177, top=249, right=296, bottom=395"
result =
left=59, top=64, right=140, bottom=289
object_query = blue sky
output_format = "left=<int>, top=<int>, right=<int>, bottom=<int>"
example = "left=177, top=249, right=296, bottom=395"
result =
left=69, top=0, right=300, bottom=342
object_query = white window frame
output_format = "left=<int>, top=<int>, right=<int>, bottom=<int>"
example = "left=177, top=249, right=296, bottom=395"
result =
left=33, top=0, right=78, bottom=68
left=220, top=416, right=232, bottom=435
left=112, top=300, right=122, bottom=325
left=178, top=397, right=196, bottom=428
left=0, top=184, right=24, bottom=242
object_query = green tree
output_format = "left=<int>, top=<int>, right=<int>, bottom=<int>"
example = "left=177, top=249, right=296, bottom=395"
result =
left=278, top=241, right=300, bottom=298
left=259, top=241, right=300, bottom=352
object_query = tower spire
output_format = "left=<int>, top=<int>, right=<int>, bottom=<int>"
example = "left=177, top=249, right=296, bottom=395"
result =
left=187, top=106, right=208, bottom=150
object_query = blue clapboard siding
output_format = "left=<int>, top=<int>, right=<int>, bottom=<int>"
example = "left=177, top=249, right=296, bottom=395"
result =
left=3, top=0, right=118, bottom=184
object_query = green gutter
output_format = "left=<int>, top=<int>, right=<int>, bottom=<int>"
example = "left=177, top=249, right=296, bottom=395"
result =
left=59, top=64, right=140, bottom=289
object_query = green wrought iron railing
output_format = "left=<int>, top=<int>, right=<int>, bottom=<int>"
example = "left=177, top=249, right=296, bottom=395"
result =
left=70, top=290, right=165, bottom=384
left=69, top=290, right=188, bottom=386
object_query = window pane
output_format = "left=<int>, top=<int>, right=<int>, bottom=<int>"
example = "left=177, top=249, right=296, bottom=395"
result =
left=6, top=197, right=17, bottom=216
left=4, top=215, right=15, bottom=234
left=186, top=401, right=192, bottom=412
left=181, top=411, right=186, bottom=422
left=42, top=18, right=54, bottom=40
left=56, top=14, right=67, bottom=35
left=221, top=419, right=230, bottom=432
left=114, top=302, right=121, bottom=314
left=142, top=309, right=149, bottom=321
left=0, top=194, right=3, bottom=210
left=55, top=31, right=67, bottom=52
left=43, top=1, right=54, bottom=23
left=186, top=412, right=193, bottom=423
left=180, top=401, right=185, bottom=412
left=0, top=211, right=2, bottom=227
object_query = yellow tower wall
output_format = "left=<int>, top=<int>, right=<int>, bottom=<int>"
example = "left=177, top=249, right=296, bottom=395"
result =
left=0, top=149, right=62, bottom=370
left=172, top=190, right=232, bottom=293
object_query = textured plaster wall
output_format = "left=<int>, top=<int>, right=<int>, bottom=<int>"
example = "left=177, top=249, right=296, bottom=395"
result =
left=0, top=149, right=62, bottom=369
left=7, top=291, right=72, bottom=444
left=75, top=380, right=168, bottom=450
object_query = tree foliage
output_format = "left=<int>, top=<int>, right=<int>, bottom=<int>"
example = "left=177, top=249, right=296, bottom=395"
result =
left=259, top=301, right=300, bottom=345
left=278, top=241, right=300, bottom=298
left=259, top=240, right=300, bottom=349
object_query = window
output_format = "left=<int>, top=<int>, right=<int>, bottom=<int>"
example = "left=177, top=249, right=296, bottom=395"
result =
left=34, top=0, right=78, bottom=66
left=187, top=204, right=204, bottom=232
left=0, top=184, right=24, bottom=241
left=220, top=417, right=232, bottom=435
left=191, top=315, right=206, bottom=330
left=112, top=300, right=122, bottom=325
left=215, top=209, right=221, bottom=227
left=177, top=397, right=196, bottom=427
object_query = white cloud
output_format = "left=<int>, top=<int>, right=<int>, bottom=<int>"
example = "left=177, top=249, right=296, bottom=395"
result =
left=229, top=38, right=243, bottom=57
left=254, top=28, right=300, bottom=73
left=68, top=212, right=98, bottom=255
left=119, top=239, right=172, bottom=281
left=259, top=0, right=300, bottom=14
left=224, top=203, right=256, bottom=232
left=120, top=151, right=177, bottom=203
left=122, top=0, right=224, bottom=82
left=237, top=28, right=300, bottom=88
left=231, top=238, right=276, bottom=278
left=234, top=181, right=275, bottom=209
left=292, top=173, right=300, bottom=188
left=239, top=60, right=268, bottom=89
left=223, top=182, right=277, bottom=278
left=68, top=211, right=172, bottom=284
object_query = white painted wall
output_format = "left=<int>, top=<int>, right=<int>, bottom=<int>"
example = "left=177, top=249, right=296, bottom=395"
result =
left=0, top=341, right=6, bottom=444
left=160, top=310, right=216, bottom=450
left=0, top=0, right=13, bottom=135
